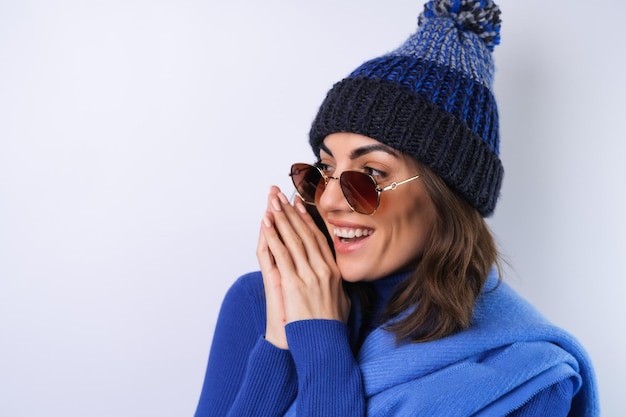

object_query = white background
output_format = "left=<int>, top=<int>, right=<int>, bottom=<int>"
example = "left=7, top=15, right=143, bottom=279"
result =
left=1, top=1, right=624, bottom=416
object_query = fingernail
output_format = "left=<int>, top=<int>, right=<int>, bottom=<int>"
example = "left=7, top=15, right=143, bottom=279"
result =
left=278, top=192, right=288, bottom=204
left=271, top=197, right=281, bottom=211
left=295, top=198, right=307, bottom=214
left=262, top=215, right=272, bottom=228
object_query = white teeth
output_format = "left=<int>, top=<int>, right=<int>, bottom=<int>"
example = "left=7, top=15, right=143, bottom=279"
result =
left=333, top=227, right=372, bottom=239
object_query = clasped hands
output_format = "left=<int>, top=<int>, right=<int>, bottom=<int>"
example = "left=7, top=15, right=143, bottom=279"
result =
left=257, top=186, right=350, bottom=349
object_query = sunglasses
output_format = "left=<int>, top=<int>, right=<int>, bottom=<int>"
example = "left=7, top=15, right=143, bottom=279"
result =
left=289, top=163, right=420, bottom=215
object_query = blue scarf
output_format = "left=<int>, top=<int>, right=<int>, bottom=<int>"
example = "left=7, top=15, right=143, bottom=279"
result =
left=285, top=270, right=599, bottom=416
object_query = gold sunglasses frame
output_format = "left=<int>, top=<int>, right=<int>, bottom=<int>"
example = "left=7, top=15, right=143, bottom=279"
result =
left=289, top=163, right=420, bottom=215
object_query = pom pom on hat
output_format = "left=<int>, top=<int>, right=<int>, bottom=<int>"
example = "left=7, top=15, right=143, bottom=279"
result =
left=419, top=0, right=502, bottom=51
left=309, top=0, right=504, bottom=216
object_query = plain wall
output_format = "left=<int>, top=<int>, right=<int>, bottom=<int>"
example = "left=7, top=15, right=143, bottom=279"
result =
left=1, top=1, right=624, bottom=415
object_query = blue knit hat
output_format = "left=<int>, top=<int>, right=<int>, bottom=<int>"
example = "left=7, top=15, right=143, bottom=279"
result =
left=309, top=0, right=503, bottom=216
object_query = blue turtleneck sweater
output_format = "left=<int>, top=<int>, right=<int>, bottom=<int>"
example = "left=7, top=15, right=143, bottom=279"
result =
left=194, top=270, right=597, bottom=416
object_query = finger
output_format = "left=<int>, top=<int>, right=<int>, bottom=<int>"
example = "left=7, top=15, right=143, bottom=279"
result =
left=269, top=192, right=337, bottom=282
left=288, top=197, right=338, bottom=280
left=263, top=186, right=281, bottom=216
left=261, top=209, right=298, bottom=278
left=260, top=187, right=301, bottom=280
left=257, top=220, right=289, bottom=348
left=256, top=217, right=276, bottom=271
left=293, top=197, right=337, bottom=268
left=269, top=193, right=316, bottom=265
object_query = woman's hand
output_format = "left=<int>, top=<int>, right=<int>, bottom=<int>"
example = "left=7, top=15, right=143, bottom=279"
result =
left=256, top=186, right=350, bottom=349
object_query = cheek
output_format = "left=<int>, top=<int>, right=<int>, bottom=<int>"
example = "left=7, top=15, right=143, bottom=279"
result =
left=383, top=197, right=435, bottom=262
left=394, top=219, right=431, bottom=265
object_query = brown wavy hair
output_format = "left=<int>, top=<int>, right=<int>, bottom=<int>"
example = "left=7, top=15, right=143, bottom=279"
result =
left=379, top=161, right=500, bottom=343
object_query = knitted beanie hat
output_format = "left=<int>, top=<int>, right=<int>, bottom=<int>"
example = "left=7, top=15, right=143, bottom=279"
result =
left=309, top=0, right=503, bottom=216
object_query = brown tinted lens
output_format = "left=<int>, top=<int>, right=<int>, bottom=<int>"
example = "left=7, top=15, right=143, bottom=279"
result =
left=290, top=163, right=324, bottom=203
left=340, top=171, right=379, bottom=214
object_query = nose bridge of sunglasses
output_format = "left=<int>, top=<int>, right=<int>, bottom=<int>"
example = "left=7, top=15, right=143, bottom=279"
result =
left=317, top=173, right=340, bottom=196
left=311, top=172, right=351, bottom=211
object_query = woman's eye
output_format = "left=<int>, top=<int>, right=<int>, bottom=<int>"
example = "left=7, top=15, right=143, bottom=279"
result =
left=316, top=162, right=335, bottom=175
left=365, top=167, right=387, bottom=179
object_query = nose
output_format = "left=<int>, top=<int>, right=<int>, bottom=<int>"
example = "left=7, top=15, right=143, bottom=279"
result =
left=318, top=175, right=351, bottom=213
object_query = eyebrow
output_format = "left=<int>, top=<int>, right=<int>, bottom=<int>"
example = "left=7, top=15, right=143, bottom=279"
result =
left=319, top=142, right=400, bottom=160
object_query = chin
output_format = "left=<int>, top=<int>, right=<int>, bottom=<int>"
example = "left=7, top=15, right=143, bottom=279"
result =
left=337, top=261, right=377, bottom=283
left=340, top=273, right=365, bottom=283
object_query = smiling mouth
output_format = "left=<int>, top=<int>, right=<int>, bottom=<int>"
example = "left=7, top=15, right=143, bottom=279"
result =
left=333, top=227, right=373, bottom=243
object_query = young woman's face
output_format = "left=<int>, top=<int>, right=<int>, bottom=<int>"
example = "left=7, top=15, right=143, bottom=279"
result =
left=315, top=132, right=437, bottom=282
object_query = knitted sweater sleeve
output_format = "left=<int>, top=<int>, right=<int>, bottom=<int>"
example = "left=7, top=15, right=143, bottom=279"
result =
left=194, top=273, right=297, bottom=417
left=286, top=319, right=365, bottom=416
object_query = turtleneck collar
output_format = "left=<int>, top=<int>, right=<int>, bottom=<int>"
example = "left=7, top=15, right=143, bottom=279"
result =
left=347, top=270, right=414, bottom=352
left=369, top=270, right=413, bottom=306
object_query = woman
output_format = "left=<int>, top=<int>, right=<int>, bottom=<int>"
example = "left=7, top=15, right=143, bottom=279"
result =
left=195, top=1, right=598, bottom=416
